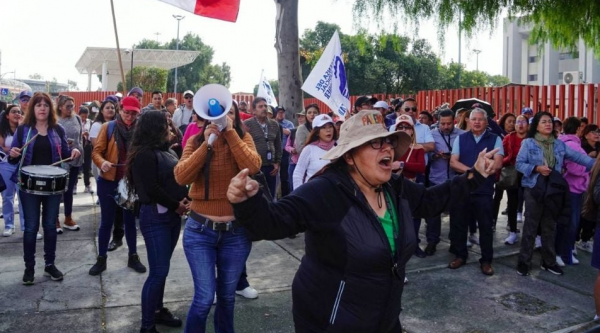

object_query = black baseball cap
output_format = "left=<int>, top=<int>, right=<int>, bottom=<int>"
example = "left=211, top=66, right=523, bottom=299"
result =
left=354, top=96, right=378, bottom=108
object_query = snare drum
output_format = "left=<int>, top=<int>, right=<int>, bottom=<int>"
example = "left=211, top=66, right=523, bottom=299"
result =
left=19, top=165, right=68, bottom=195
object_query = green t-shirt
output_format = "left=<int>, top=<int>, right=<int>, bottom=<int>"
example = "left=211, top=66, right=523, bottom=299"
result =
left=377, top=193, right=398, bottom=253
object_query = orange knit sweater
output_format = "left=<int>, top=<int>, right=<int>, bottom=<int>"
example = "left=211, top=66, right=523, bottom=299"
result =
left=174, top=129, right=261, bottom=216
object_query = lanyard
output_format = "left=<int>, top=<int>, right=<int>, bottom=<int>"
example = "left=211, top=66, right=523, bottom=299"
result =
left=260, top=122, right=268, bottom=140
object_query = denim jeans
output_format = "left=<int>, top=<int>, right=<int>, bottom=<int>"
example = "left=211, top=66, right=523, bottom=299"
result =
left=96, top=177, right=137, bottom=257
left=449, top=194, right=494, bottom=263
left=261, top=165, right=277, bottom=201
left=139, top=204, right=181, bottom=329
left=183, top=216, right=251, bottom=333
left=19, top=190, right=61, bottom=269
left=288, top=163, right=296, bottom=192
left=1, top=162, right=24, bottom=230
left=280, top=151, right=291, bottom=197
left=61, top=166, right=79, bottom=217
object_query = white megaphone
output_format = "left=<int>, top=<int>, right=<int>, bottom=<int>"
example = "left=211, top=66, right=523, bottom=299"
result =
left=193, top=84, right=233, bottom=147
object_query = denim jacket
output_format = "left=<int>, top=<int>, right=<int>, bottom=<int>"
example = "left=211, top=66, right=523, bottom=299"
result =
left=516, top=137, right=594, bottom=188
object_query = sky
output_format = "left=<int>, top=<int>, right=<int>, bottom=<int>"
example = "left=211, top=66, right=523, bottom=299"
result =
left=0, top=0, right=504, bottom=94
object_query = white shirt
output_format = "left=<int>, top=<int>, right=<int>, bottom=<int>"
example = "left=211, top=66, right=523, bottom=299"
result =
left=173, top=106, right=194, bottom=128
left=293, top=145, right=331, bottom=189
left=89, top=122, right=102, bottom=139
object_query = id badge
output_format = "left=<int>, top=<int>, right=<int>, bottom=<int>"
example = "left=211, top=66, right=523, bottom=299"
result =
left=267, top=150, right=273, bottom=161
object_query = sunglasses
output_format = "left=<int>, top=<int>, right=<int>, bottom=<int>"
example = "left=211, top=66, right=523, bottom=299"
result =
left=369, top=137, right=398, bottom=149
left=20, top=98, right=30, bottom=103
left=9, top=109, right=23, bottom=115
left=396, top=125, right=413, bottom=130
left=66, top=105, right=74, bottom=109
left=184, top=96, right=193, bottom=99
left=404, top=107, right=417, bottom=112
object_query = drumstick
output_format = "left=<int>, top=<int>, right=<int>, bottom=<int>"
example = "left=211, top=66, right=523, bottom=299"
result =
left=50, top=157, right=73, bottom=166
left=21, top=133, right=39, bottom=150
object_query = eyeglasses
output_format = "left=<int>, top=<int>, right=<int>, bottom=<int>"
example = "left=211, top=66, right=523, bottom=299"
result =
left=65, top=105, right=74, bottom=109
left=184, top=96, right=193, bottom=100
left=9, top=109, right=23, bottom=115
left=404, top=107, right=417, bottom=112
left=396, top=125, right=413, bottom=130
left=516, top=120, right=528, bottom=125
left=369, top=137, right=398, bottom=149
left=122, top=110, right=138, bottom=117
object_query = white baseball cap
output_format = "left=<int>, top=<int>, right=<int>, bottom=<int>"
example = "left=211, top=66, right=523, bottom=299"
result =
left=373, top=101, right=389, bottom=109
left=312, top=114, right=334, bottom=128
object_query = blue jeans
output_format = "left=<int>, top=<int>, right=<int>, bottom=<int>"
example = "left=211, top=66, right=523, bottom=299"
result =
left=288, top=163, right=296, bottom=191
left=558, top=192, right=582, bottom=264
left=1, top=162, right=24, bottom=230
left=61, top=166, right=79, bottom=217
left=96, top=177, right=137, bottom=257
left=261, top=165, right=277, bottom=201
left=19, top=190, right=61, bottom=268
left=183, top=216, right=251, bottom=333
left=139, top=204, right=181, bottom=329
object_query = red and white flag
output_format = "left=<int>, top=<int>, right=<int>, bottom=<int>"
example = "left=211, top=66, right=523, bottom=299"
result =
left=158, top=0, right=241, bottom=22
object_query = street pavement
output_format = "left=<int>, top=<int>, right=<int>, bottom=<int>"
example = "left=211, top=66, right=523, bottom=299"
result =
left=1, top=178, right=600, bottom=333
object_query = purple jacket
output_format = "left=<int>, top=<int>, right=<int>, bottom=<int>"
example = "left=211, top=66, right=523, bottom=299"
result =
left=10, top=124, right=72, bottom=167
left=559, top=134, right=590, bottom=194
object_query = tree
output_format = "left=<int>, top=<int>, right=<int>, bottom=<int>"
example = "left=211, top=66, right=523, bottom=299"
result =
left=117, top=66, right=168, bottom=93
left=275, top=0, right=303, bottom=120
left=252, top=80, right=280, bottom=98
left=439, top=62, right=511, bottom=89
left=134, top=33, right=230, bottom=92
left=68, top=80, right=79, bottom=91
left=352, top=0, right=600, bottom=57
left=29, top=73, right=43, bottom=80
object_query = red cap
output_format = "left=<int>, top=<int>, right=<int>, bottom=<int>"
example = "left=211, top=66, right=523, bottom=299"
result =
left=121, top=96, right=141, bottom=112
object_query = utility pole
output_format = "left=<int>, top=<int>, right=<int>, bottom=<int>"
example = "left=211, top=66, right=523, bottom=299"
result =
left=173, top=15, right=185, bottom=93
left=457, top=10, right=462, bottom=88
left=154, top=32, right=161, bottom=43
left=473, top=49, right=481, bottom=71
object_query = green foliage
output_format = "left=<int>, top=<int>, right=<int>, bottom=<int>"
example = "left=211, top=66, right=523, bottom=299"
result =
left=117, top=66, right=168, bottom=92
left=300, top=21, right=510, bottom=95
left=352, top=0, right=600, bottom=57
left=135, top=33, right=231, bottom=92
left=253, top=80, right=279, bottom=97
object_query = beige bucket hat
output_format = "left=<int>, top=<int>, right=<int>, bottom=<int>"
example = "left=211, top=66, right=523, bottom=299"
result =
left=321, top=110, right=412, bottom=161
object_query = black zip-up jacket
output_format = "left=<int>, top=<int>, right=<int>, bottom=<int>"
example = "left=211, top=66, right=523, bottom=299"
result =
left=232, top=165, right=484, bottom=333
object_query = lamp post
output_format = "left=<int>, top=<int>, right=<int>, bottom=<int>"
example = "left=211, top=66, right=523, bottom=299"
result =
left=125, top=46, right=134, bottom=89
left=0, top=71, right=15, bottom=80
left=473, top=49, right=481, bottom=71
left=173, top=14, right=185, bottom=93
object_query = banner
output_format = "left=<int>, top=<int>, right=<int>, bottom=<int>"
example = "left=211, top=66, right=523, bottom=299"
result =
left=158, top=0, right=241, bottom=22
left=256, top=72, right=278, bottom=107
left=301, top=30, right=350, bottom=117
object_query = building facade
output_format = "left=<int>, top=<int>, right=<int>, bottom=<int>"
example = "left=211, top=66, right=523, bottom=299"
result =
left=503, top=18, right=600, bottom=85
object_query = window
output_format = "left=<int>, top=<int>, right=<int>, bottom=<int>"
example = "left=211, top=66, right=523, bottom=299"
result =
left=559, top=52, right=579, bottom=60
left=558, top=72, right=564, bottom=80
left=528, top=74, right=538, bottom=81
left=528, top=56, right=538, bottom=63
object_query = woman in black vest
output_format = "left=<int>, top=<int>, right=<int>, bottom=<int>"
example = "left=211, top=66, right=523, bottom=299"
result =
left=126, top=111, right=189, bottom=333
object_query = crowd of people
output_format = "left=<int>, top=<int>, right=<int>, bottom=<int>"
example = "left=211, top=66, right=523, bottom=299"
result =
left=0, top=87, right=599, bottom=332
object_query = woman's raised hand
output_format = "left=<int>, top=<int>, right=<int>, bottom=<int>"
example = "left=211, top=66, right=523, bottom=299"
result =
left=227, top=168, right=260, bottom=204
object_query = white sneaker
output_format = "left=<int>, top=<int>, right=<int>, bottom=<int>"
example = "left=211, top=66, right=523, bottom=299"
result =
left=56, top=227, right=63, bottom=234
left=578, top=241, right=593, bottom=253
left=36, top=233, right=43, bottom=240
left=505, top=232, right=519, bottom=245
left=3, top=228, right=14, bottom=237
left=84, top=185, right=94, bottom=194
left=517, top=212, right=523, bottom=222
left=556, top=256, right=566, bottom=267
left=213, top=293, right=217, bottom=305
left=535, top=236, right=542, bottom=249
left=235, top=286, right=258, bottom=299
left=469, top=234, right=479, bottom=245
left=466, top=239, right=473, bottom=247
left=571, top=255, right=580, bottom=265
left=404, top=277, right=408, bottom=284
left=73, top=188, right=78, bottom=195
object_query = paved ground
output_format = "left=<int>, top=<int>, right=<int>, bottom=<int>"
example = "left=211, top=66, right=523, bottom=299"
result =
left=1, top=178, right=600, bottom=333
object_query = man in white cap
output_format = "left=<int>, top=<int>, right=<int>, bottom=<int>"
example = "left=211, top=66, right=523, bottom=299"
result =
left=173, top=90, right=195, bottom=133
left=373, top=101, right=390, bottom=118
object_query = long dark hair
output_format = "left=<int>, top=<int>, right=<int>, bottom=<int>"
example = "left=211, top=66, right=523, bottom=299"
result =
left=125, top=111, right=170, bottom=194
left=192, top=102, right=244, bottom=148
left=304, top=104, right=320, bottom=131
left=23, top=92, right=58, bottom=128
left=304, top=123, right=337, bottom=147
left=0, top=105, right=19, bottom=138
left=499, top=112, right=516, bottom=132
left=95, top=100, right=116, bottom=124
left=527, top=111, right=555, bottom=138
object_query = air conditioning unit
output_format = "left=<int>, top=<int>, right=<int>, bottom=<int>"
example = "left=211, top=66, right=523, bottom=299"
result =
left=563, top=71, right=581, bottom=85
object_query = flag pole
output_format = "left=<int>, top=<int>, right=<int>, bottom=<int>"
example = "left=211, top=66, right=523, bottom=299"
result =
left=110, top=0, right=127, bottom=96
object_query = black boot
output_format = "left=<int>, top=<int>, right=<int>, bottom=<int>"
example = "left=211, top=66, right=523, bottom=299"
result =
left=128, top=254, right=147, bottom=273
left=154, top=307, right=182, bottom=327
left=89, top=256, right=107, bottom=276
left=140, top=326, right=160, bottom=333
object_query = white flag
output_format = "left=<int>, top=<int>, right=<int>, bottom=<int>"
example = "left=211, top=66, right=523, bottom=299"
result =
left=256, top=72, right=278, bottom=107
left=301, top=31, right=350, bottom=117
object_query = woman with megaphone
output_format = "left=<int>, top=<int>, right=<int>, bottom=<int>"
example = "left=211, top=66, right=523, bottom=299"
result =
left=174, top=84, right=261, bottom=333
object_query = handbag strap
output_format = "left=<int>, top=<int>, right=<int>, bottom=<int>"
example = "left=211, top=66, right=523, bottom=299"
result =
left=17, top=128, right=32, bottom=185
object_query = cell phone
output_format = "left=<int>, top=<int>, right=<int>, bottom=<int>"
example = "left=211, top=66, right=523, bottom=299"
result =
left=442, top=152, right=451, bottom=156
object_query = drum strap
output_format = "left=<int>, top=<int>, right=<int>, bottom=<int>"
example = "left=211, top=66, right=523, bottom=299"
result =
left=17, top=128, right=32, bottom=186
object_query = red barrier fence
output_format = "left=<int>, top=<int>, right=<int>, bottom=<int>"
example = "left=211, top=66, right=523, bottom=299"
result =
left=62, top=84, right=600, bottom=124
